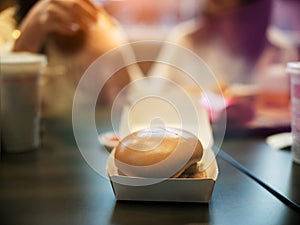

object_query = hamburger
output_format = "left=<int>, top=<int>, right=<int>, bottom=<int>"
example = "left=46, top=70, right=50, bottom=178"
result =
left=114, top=127, right=206, bottom=179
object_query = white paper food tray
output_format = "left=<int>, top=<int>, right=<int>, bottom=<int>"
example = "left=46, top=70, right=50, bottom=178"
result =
left=107, top=94, right=218, bottom=203
left=107, top=148, right=218, bottom=203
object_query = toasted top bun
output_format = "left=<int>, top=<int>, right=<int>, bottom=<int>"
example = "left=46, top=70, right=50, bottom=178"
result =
left=114, top=127, right=203, bottom=178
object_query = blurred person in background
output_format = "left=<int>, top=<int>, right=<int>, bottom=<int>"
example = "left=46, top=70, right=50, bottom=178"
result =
left=2, top=0, right=129, bottom=116
left=148, top=0, right=299, bottom=127
left=156, top=0, right=298, bottom=87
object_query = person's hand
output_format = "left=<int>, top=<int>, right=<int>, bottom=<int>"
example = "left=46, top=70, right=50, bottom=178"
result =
left=34, top=0, right=98, bottom=35
left=13, top=0, right=99, bottom=52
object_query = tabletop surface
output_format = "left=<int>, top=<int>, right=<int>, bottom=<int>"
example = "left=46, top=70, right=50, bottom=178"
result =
left=221, top=136, right=300, bottom=209
left=1, top=115, right=300, bottom=225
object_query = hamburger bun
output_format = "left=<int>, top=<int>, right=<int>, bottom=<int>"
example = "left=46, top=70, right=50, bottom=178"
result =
left=114, top=127, right=204, bottom=178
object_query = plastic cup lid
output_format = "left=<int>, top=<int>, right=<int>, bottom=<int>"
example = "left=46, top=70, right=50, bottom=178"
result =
left=286, top=62, right=300, bottom=75
left=0, top=52, right=47, bottom=76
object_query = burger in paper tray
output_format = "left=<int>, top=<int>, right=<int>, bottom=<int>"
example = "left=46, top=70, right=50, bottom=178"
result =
left=106, top=88, right=218, bottom=203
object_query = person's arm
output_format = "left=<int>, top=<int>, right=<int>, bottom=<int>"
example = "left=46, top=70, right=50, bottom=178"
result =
left=13, top=0, right=98, bottom=52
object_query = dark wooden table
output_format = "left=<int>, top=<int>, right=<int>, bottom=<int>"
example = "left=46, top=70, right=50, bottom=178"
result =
left=221, top=135, right=300, bottom=211
left=1, top=115, right=300, bottom=225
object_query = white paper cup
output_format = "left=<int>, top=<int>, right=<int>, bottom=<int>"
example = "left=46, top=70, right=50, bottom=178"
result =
left=286, top=62, right=300, bottom=164
left=0, top=52, right=47, bottom=153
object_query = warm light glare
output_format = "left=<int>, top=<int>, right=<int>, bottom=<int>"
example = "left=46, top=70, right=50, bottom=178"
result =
left=12, top=29, right=21, bottom=40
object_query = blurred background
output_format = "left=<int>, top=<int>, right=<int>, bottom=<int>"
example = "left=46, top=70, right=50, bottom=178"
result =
left=101, top=0, right=300, bottom=53
left=97, top=0, right=300, bottom=131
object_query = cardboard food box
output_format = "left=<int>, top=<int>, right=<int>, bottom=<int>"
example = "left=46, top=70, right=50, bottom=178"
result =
left=107, top=95, right=219, bottom=203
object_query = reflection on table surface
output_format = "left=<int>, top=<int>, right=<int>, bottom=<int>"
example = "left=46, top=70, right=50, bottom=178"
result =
left=0, top=113, right=300, bottom=225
